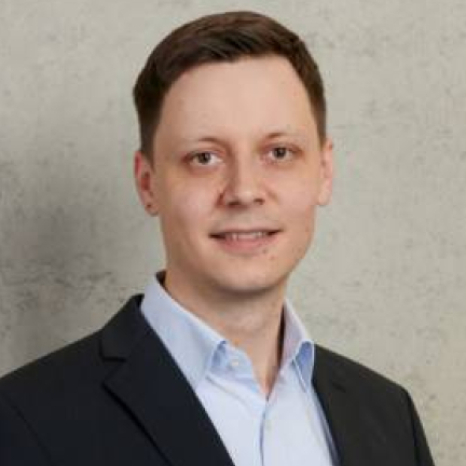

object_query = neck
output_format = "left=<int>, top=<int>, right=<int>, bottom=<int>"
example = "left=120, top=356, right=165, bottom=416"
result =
left=163, top=272, right=288, bottom=397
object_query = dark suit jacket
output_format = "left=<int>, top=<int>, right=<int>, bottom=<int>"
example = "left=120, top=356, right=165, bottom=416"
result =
left=0, top=295, right=435, bottom=466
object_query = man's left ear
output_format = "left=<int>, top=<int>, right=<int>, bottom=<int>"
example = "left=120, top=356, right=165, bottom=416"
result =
left=317, top=138, right=334, bottom=207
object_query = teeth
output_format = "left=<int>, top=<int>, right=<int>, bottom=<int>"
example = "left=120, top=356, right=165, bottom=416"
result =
left=223, top=231, right=269, bottom=240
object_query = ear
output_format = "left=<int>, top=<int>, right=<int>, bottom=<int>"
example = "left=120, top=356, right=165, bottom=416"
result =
left=134, top=150, right=159, bottom=216
left=317, top=138, right=334, bottom=206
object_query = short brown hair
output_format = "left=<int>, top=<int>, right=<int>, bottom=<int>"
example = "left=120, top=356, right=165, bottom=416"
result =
left=133, top=11, right=326, bottom=157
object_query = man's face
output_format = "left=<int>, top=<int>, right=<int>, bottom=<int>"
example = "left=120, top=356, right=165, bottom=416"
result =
left=135, top=56, right=333, bottom=299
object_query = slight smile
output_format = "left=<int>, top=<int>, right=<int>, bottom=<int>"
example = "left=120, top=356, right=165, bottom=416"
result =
left=210, top=229, right=281, bottom=253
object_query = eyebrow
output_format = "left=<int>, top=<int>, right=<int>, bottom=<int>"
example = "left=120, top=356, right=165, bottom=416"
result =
left=180, top=129, right=307, bottom=146
left=264, top=130, right=306, bottom=142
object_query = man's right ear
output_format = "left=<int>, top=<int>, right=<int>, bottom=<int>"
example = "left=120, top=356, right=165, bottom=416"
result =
left=133, top=150, right=159, bottom=216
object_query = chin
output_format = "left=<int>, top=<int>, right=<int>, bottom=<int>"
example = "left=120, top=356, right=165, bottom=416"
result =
left=210, top=268, right=290, bottom=298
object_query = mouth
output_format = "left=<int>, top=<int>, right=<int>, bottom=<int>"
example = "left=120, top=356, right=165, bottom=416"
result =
left=211, top=230, right=277, bottom=240
left=209, top=229, right=281, bottom=252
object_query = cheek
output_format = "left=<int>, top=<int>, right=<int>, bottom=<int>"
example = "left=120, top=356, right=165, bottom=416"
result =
left=159, top=179, right=215, bottom=229
left=284, top=176, right=320, bottom=217
left=282, top=178, right=320, bottom=245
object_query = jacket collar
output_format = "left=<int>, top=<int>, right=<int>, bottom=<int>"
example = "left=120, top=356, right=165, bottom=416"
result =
left=100, top=296, right=235, bottom=466
left=313, top=345, right=400, bottom=466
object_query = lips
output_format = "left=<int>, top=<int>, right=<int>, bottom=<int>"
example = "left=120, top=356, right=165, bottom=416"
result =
left=210, top=228, right=280, bottom=239
left=209, top=228, right=280, bottom=253
left=211, top=230, right=277, bottom=240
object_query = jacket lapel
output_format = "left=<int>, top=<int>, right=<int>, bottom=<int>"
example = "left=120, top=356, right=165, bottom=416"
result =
left=100, top=297, right=235, bottom=466
left=313, top=346, right=399, bottom=466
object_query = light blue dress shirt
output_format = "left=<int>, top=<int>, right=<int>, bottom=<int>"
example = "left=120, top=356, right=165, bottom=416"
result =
left=140, top=273, right=338, bottom=466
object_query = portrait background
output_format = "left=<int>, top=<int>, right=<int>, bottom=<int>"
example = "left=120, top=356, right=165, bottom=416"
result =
left=1, top=1, right=465, bottom=464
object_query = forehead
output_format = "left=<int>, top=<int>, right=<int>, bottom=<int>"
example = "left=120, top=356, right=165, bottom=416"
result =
left=155, top=56, right=317, bottom=145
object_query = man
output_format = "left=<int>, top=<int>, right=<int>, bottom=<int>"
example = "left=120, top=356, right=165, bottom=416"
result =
left=0, top=11, right=435, bottom=466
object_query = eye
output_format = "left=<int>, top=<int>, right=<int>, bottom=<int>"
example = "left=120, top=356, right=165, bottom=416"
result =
left=269, top=146, right=294, bottom=160
left=189, top=151, right=221, bottom=166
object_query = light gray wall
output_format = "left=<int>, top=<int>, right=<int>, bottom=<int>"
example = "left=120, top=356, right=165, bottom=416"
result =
left=1, top=0, right=465, bottom=464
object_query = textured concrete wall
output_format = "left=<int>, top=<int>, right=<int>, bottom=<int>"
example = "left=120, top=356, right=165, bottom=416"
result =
left=1, top=0, right=465, bottom=464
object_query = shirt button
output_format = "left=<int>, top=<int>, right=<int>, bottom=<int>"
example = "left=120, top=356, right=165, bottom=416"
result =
left=230, top=358, right=240, bottom=368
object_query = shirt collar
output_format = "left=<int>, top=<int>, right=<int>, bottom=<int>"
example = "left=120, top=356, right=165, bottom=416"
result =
left=140, top=272, right=315, bottom=391
left=281, top=300, right=315, bottom=392
left=140, top=272, right=225, bottom=388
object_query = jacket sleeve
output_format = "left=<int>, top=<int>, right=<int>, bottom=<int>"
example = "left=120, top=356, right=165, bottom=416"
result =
left=0, top=393, right=52, bottom=466
left=404, top=389, right=436, bottom=466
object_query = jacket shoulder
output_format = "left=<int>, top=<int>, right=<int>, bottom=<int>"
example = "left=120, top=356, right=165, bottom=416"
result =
left=0, top=330, right=103, bottom=402
left=314, top=344, right=406, bottom=398
left=0, top=294, right=144, bottom=406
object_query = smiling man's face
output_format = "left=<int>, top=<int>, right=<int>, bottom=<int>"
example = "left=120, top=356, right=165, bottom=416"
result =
left=135, top=55, right=333, bottom=301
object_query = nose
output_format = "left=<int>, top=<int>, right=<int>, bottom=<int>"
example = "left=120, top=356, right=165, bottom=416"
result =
left=220, top=157, right=266, bottom=207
